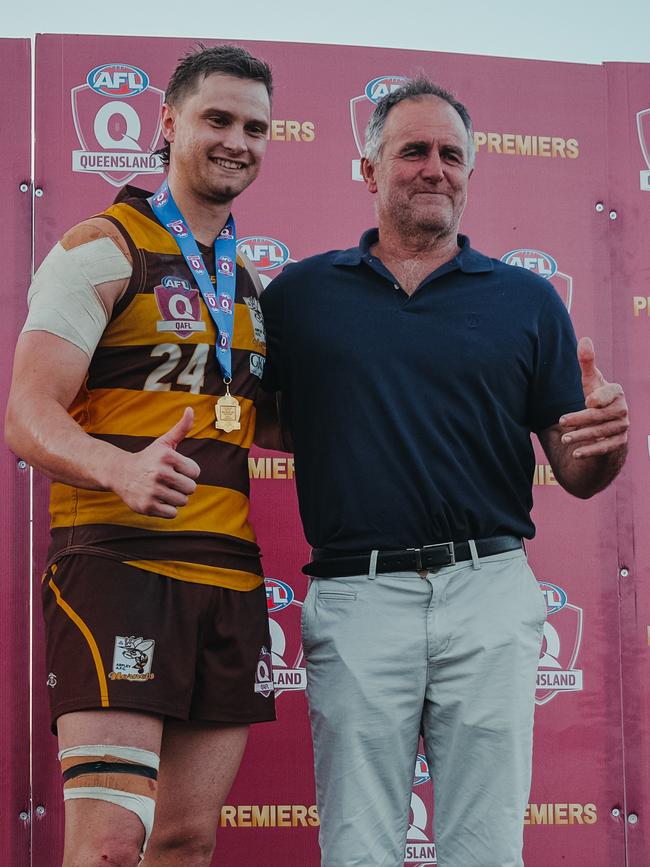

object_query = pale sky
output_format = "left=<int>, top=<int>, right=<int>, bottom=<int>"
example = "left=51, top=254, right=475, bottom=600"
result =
left=3, top=0, right=649, bottom=64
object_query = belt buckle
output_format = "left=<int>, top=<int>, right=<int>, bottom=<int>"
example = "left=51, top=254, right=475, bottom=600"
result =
left=422, top=541, right=456, bottom=567
left=407, top=541, right=456, bottom=572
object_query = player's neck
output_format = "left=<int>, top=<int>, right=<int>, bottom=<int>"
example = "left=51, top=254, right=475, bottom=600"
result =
left=166, top=176, right=232, bottom=247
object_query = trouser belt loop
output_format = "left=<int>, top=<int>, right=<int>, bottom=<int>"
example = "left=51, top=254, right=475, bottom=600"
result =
left=368, top=550, right=379, bottom=580
left=468, top=539, right=481, bottom=571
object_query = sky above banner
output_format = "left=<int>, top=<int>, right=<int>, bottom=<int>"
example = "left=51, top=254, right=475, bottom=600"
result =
left=3, top=0, right=650, bottom=64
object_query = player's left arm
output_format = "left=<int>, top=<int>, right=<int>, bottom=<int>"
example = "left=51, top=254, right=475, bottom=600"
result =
left=538, top=337, right=629, bottom=498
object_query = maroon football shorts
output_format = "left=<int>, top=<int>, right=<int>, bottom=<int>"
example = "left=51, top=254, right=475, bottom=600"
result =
left=41, top=555, right=276, bottom=732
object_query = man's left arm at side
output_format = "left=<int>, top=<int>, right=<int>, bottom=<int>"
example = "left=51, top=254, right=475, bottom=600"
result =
left=538, top=337, right=629, bottom=499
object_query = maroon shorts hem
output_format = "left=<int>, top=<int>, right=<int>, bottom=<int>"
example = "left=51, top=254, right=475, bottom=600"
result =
left=51, top=698, right=277, bottom=734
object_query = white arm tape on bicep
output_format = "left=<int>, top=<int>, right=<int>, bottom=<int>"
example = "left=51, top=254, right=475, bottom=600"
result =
left=22, top=238, right=133, bottom=359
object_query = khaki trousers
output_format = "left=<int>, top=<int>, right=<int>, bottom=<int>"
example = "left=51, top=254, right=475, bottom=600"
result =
left=301, top=549, right=546, bottom=867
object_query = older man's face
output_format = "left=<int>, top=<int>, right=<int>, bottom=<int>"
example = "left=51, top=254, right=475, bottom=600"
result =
left=364, top=95, right=473, bottom=240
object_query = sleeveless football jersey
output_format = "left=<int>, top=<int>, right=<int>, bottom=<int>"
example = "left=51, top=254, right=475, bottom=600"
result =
left=48, top=186, right=267, bottom=590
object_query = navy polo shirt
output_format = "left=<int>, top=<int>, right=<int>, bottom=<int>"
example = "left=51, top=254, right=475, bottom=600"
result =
left=261, top=231, right=585, bottom=552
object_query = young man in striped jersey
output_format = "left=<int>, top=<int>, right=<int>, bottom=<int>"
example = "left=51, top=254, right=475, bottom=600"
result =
left=6, top=44, right=277, bottom=867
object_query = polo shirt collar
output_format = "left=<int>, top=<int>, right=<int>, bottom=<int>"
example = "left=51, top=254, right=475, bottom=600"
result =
left=332, top=229, right=493, bottom=274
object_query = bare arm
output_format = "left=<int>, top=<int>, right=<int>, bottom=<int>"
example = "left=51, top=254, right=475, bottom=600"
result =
left=538, top=337, right=628, bottom=499
left=6, top=278, right=201, bottom=518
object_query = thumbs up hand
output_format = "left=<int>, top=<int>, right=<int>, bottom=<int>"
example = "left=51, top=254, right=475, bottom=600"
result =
left=558, top=338, right=629, bottom=459
left=113, top=407, right=201, bottom=517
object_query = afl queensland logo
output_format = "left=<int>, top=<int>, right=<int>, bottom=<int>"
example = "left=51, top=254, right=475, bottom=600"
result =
left=264, top=577, right=307, bottom=697
left=87, top=64, right=149, bottom=97
left=265, top=578, right=295, bottom=613
left=237, top=237, right=291, bottom=272
left=500, top=247, right=573, bottom=312
left=350, top=75, right=409, bottom=181
left=501, top=249, right=558, bottom=279
left=538, top=582, right=567, bottom=615
left=71, top=62, right=164, bottom=187
left=364, top=75, right=409, bottom=104
left=536, top=581, right=583, bottom=706
left=413, top=754, right=431, bottom=787
left=407, top=754, right=437, bottom=864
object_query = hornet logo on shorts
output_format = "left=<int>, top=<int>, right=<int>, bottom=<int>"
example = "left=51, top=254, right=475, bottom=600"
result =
left=535, top=581, right=584, bottom=706
left=637, top=107, right=650, bottom=191
left=264, top=578, right=307, bottom=697
left=72, top=62, right=164, bottom=187
left=350, top=75, right=409, bottom=181
left=500, top=248, right=574, bottom=312
left=110, top=635, right=155, bottom=681
left=406, top=754, right=437, bottom=866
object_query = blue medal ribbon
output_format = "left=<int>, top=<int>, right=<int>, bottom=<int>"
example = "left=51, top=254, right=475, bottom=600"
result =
left=148, top=179, right=237, bottom=383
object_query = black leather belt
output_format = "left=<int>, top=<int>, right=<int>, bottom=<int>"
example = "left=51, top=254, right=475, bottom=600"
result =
left=302, top=535, right=523, bottom=578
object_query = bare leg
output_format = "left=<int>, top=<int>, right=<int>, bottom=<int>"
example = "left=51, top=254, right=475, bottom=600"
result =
left=142, top=721, right=249, bottom=867
left=58, top=709, right=163, bottom=867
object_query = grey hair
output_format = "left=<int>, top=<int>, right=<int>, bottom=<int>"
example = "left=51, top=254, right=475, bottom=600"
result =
left=363, top=76, right=475, bottom=167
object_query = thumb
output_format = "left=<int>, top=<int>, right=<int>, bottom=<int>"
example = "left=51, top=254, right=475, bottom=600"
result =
left=158, top=407, right=194, bottom=450
left=577, top=337, right=604, bottom=393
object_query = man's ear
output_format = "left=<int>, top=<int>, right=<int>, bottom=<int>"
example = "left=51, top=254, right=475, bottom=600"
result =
left=361, top=157, right=378, bottom=193
left=161, top=103, right=176, bottom=144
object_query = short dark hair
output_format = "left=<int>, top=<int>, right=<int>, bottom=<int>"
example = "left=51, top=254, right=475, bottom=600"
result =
left=363, top=76, right=475, bottom=166
left=155, top=43, right=273, bottom=166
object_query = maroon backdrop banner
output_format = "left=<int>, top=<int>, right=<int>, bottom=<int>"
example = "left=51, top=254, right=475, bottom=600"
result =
left=0, top=32, right=644, bottom=866
left=0, top=37, right=32, bottom=867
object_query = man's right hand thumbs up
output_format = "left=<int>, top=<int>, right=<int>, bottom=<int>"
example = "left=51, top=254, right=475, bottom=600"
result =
left=113, top=407, right=201, bottom=518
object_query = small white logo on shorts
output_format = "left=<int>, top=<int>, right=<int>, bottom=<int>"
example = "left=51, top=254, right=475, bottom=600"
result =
left=109, top=636, right=156, bottom=682
left=254, top=645, right=274, bottom=697
left=47, top=672, right=57, bottom=688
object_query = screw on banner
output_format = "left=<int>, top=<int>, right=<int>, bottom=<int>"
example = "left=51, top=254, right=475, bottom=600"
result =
left=628, top=813, right=639, bottom=825
left=19, top=182, right=30, bottom=193
left=595, top=202, right=605, bottom=212
left=609, top=209, right=618, bottom=220
left=620, top=568, right=629, bottom=578
left=35, top=805, right=46, bottom=817
left=611, top=807, right=621, bottom=818
left=18, top=811, right=29, bottom=821
left=34, top=188, right=44, bottom=198
left=17, top=460, right=27, bottom=471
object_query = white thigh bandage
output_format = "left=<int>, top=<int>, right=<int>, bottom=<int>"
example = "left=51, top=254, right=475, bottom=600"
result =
left=23, top=237, right=132, bottom=359
left=59, top=744, right=160, bottom=850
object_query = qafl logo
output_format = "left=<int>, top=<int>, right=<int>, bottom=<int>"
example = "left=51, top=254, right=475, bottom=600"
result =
left=237, top=236, right=294, bottom=289
left=71, top=62, right=164, bottom=187
left=264, top=577, right=306, bottom=697
left=500, top=248, right=574, bottom=312
left=406, top=754, right=437, bottom=866
left=350, top=75, right=409, bottom=181
left=637, top=108, right=650, bottom=191
left=535, top=581, right=584, bottom=706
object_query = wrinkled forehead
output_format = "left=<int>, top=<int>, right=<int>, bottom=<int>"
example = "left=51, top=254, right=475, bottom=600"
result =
left=382, top=95, right=470, bottom=151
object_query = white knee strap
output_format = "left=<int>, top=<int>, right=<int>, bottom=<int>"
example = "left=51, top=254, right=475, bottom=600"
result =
left=59, top=744, right=160, bottom=851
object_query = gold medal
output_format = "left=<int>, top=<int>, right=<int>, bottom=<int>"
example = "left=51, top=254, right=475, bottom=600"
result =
left=215, top=381, right=241, bottom=432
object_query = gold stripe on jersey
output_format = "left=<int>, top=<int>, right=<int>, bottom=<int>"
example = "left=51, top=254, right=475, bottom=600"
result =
left=50, top=483, right=256, bottom=541
left=71, top=389, right=256, bottom=449
left=124, top=559, right=263, bottom=591
left=102, top=294, right=264, bottom=353
left=102, top=203, right=180, bottom=255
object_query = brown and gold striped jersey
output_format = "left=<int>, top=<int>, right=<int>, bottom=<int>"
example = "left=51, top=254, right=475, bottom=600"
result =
left=48, top=186, right=267, bottom=591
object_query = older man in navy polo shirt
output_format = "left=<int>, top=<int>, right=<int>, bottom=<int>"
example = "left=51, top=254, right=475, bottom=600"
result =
left=261, top=77, right=628, bottom=867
